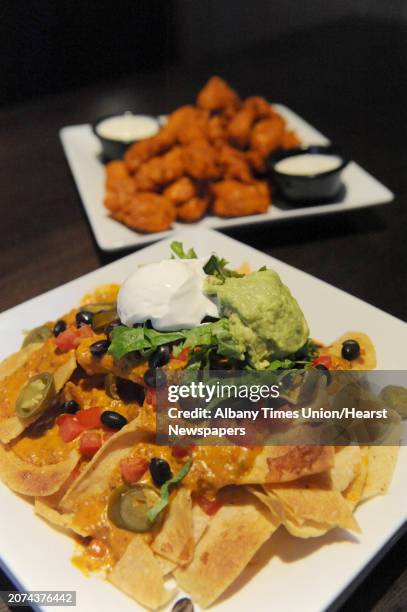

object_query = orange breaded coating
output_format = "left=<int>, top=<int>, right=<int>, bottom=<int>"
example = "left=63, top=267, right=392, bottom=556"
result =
left=166, top=105, right=210, bottom=144
left=245, top=149, right=267, bottom=174
left=244, top=96, right=273, bottom=119
left=124, top=127, right=175, bottom=173
left=281, top=130, right=302, bottom=149
left=250, top=115, right=286, bottom=158
left=208, top=115, right=228, bottom=145
left=227, top=106, right=256, bottom=148
left=197, top=76, right=240, bottom=114
left=212, top=180, right=270, bottom=217
left=217, top=145, right=254, bottom=183
left=134, top=147, right=184, bottom=191
left=105, top=160, right=135, bottom=193
left=182, top=141, right=219, bottom=181
left=109, top=192, right=176, bottom=233
left=177, top=196, right=209, bottom=222
left=163, top=177, right=196, bottom=206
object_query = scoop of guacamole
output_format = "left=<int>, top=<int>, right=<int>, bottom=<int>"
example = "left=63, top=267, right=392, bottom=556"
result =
left=206, top=269, right=309, bottom=369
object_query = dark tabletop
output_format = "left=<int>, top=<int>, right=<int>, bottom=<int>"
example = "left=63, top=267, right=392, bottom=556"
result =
left=0, top=15, right=406, bottom=612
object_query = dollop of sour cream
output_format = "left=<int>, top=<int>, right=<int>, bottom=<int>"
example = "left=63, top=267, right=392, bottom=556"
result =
left=96, top=114, right=159, bottom=142
left=274, top=153, right=342, bottom=176
left=117, top=258, right=219, bottom=331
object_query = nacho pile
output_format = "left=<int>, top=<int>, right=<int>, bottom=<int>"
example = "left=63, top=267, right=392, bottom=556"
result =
left=0, top=256, right=402, bottom=611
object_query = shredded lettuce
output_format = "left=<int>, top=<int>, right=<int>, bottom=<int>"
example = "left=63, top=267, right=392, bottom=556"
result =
left=147, top=457, right=193, bottom=524
left=170, top=241, right=197, bottom=260
left=108, top=326, right=185, bottom=360
left=203, top=254, right=242, bottom=280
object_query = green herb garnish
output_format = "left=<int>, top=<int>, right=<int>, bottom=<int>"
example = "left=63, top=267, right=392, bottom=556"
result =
left=147, top=457, right=193, bottom=524
left=170, top=241, right=197, bottom=259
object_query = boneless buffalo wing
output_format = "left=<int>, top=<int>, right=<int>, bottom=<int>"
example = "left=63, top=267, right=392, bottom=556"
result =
left=104, top=77, right=301, bottom=232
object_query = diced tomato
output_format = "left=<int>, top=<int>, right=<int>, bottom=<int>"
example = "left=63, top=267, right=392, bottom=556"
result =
left=57, top=414, right=84, bottom=442
left=120, top=457, right=148, bottom=484
left=77, top=406, right=103, bottom=429
left=86, top=538, right=107, bottom=558
left=79, top=432, right=102, bottom=458
left=55, top=324, right=93, bottom=352
left=171, top=444, right=194, bottom=459
left=312, top=355, right=332, bottom=369
left=196, top=494, right=222, bottom=516
left=55, top=328, right=77, bottom=352
left=77, top=325, right=93, bottom=340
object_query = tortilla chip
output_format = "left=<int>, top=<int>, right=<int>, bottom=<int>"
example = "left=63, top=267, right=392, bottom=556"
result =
left=60, top=419, right=152, bottom=514
left=342, top=447, right=369, bottom=509
left=152, top=487, right=194, bottom=566
left=0, top=352, right=76, bottom=444
left=109, top=536, right=175, bottom=609
left=329, top=332, right=376, bottom=370
left=0, top=445, right=79, bottom=497
left=34, top=498, right=82, bottom=533
left=174, top=487, right=278, bottom=608
left=241, top=445, right=334, bottom=484
left=330, top=446, right=362, bottom=492
left=361, top=445, right=399, bottom=501
left=154, top=554, right=177, bottom=577
left=192, top=503, right=210, bottom=544
left=264, top=478, right=360, bottom=537
left=0, top=343, right=43, bottom=382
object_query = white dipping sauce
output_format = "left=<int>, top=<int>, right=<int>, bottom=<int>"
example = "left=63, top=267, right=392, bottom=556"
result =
left=274, top=154, right=342, bottom=176
left=96, top=114, right=159, bottom=142
left=117, top=258, right=218, bottom=331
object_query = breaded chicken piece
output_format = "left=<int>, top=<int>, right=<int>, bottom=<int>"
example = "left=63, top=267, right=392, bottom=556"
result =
left=108, top=192, right=176, bottom=233
left=165, top=106, right=209, bottom=145
left=197, top=76, right=240, bottom=114
left=163, top=177, right=196, bottom=206
left=177, top=196, right=209, bottom=222
left=208, top=115, right=228, bottom=145
left=124, top=127, right=175, bottom=173
left=245, top=149, right=267, bottom=174
left=182, top=141, right=219, bottom=180
left=217, top=145, right=254, bottom=183
left=227, top=106, right=256, bottom=148
left=134, top=147, right=184, bottom=191
left=250, top=115, right=286, bottom=158
left=105, top=160, right=135, bottom=193
left=281, top=130, right=302, bottom=149
left=244, top=96, right=273, bottom=118
left=212, top=180, right=270, bottom=217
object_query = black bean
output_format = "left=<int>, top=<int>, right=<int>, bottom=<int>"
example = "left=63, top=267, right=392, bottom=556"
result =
left=90, top=340, right=110, bottom=357
left=76, top=310, right=93, bottom=328
left=101, top=410, right=128, bottom=430
left=341, top=339, right=360, bottom=361
left=53, top=320, right=67, bottom=337
left=148, top=345, right=170, bottom=369
left=149, top=457, right=172, bottom=487
left=172, top=599, right=194, bottom=612
left=315, top=364, right=332, bottom=385
left=144, top=368, right=167, bottom=388
left=60, top=400, right=80, bottom=414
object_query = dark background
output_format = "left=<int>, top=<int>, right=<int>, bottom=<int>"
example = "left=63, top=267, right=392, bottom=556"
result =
left=0, top=1, right=406, bottom=611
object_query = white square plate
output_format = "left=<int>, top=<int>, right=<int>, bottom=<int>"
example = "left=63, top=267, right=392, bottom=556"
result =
left=1, top=229, right=406, bottom=612
left=60, top=105, right=394, bottom=252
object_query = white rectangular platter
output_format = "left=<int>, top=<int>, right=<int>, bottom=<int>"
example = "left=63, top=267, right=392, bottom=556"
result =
left=60, top=105, right=394, bottom=251
left=0, top=229, right=406, bottom=612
